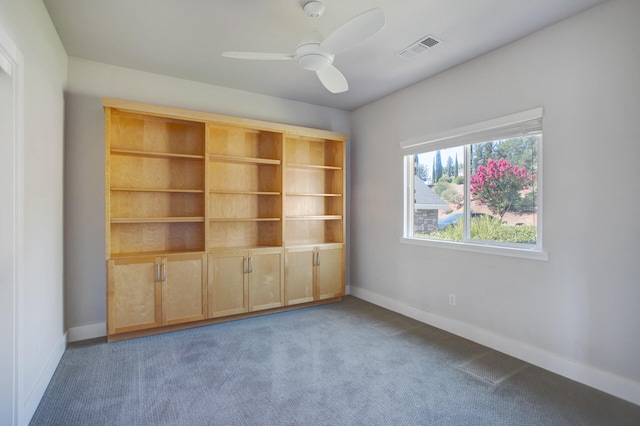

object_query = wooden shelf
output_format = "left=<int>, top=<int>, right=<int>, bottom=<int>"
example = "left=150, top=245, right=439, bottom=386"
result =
left=210, top=190, right=280, bottom=196
left=111, top=149, right=204, bottom=160
left=111, top=187, right=204, bottom=193
left=286, top=215, right=342, bottom=221
left=287, top=163, right=342, bottom=170
left=111, top=217, right=205, bottom=224
left=209, top=245, right=283, bottom=253
left=209, top=154, right=281, bottom=165
left=286, top=193, right=342, bottom=197
left=110, top=249, right=207, bottom=259
left=209, top=218, right=281, bottom=222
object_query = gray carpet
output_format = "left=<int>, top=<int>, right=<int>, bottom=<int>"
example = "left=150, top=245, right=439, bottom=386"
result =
left=30, top=296, right=640, bottom=425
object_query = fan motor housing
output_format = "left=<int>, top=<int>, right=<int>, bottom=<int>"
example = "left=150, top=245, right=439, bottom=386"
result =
left=297, top=51, right=333, bottom=71
left=296, top=30, right=334, bottom=71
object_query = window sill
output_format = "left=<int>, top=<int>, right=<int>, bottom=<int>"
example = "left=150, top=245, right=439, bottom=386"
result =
left=400, top=237, right=548, bottom=261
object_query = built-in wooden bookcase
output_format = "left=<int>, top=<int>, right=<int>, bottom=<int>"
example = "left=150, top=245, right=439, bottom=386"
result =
left=283, top=135, right=346, bottom=306
left=207, top=124, right=283, bottom=249
left=104, top=98, right=346, bottom=340
left=284, top=136, right=345, bottom=246
left=106, top=109, right=207, bottom=257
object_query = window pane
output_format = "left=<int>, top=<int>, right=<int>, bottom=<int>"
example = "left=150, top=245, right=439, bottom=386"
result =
left=408, top=135, right=539, bottom=248
left=469, top=136, right=538, bottom=245
left=412, top=147, right=464, bottom=240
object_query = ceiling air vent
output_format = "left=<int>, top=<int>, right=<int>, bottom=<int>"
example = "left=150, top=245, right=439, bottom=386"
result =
left=397, top=35, right=442, bottom=60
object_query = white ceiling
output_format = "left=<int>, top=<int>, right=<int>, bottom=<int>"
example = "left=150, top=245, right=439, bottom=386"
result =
left=43, top=0, right=608, bottom=111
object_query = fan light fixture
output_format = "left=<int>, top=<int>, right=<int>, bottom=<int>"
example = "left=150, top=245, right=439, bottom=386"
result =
left=221, top=1, right=385, bottom=93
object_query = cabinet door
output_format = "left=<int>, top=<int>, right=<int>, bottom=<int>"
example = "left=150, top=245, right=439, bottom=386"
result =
left=284, top=247, right=315, bottom=305
left=316, top=246, right=344, bottom=300
left=248, top=249, right=283, bottom=311
left=208, top=251, right=248, bottom=318
left=163, top=253, right=207, bottom=325
left=107, top=256, right=162, bottom=334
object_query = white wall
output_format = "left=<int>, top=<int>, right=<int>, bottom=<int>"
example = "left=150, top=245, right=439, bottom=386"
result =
left=64, top=58, right=351, bottom=338
left=350, top=0, right=640, bottom=405
left=0, top=0, right=67, bottom=424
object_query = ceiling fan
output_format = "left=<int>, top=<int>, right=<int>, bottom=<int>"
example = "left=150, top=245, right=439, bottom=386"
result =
left=222, top=1, right=385, bottom=94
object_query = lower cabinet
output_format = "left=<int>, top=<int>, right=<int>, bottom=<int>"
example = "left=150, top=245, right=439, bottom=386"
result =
left=284, top=247, right=315, bottom=305
left=107, top=246, right=342, bottom=338
left=107, top=253, right=207, bottom=335
left=316, top=245, right=344, bottom=300
left=284, top=244, right=344, bottom=306
left=208, top=247, right=284, bottom=319
left=162, top=254, right=208, bottom=325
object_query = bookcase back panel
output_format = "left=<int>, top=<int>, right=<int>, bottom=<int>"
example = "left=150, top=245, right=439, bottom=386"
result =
left=111, top=192, right=204, bottom=218
left=111, top=156, right=204, bottom=190
left=284, top=220, right=343, bottom=246
left=111, top=223, right=204, bottom=255
left=285, top=168, right=343, bottom=195
left=111, top=112, right=205, bottom=156
left=286, top=138, right=343, bottom=168
left=285, top=196, right=342, bottom=217
left=209, top=221, right=282, bottom=249
left=209, top=163, right=281, bottom=193
left=209, top=126, right=282, bottom=160
left=209, top=194, right=282, bottom=220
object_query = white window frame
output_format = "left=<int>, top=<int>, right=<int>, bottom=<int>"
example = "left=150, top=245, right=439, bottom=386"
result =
left=400, top=108, right=548, bottom=261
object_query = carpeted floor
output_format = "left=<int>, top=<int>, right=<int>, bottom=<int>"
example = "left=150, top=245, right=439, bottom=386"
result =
left=30, top=296, right=640, bottom=425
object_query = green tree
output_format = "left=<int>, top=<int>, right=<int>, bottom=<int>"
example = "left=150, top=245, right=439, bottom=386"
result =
left=454, top=153, right=459, bottom=177
left=446, top=156, right=454, bottom=177
left=435, top=150, right=443, bottom=182
left=432, top=157, right=436, bottom=183
left=494, top=137, right=537, bottom=175
left=472, top=137, right=537, bottom=175
left=471, top=141, right=495, bottom=174
left=416, top=163, right=428, bottom=181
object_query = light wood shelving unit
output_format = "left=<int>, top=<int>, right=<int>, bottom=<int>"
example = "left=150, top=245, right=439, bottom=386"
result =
left=104, top=98, right=346, bottom=341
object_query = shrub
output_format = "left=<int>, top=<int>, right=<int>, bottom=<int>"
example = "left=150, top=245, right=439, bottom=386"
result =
left=454, top=176, right=465, bottom=185
left=424, top=214, right=536, bottom=244
left=433, top=181, right=452, bottom=196
left=470, top=157, right=536, bottom=220
left=441, top=188, right=463, bottom=205
left=438, top=175, right=453, bottom=183
left=510, top=191, right=536, bottom=213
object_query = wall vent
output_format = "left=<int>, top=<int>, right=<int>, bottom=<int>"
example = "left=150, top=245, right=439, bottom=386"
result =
left=397, top=35, right=442, bottom=60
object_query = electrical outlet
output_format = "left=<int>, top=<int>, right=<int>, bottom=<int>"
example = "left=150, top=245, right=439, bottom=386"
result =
left=449, top=294, right=456, bottom=306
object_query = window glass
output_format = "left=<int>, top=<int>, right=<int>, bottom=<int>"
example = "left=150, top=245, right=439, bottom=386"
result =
left=407, top=135, right=540, bottom=249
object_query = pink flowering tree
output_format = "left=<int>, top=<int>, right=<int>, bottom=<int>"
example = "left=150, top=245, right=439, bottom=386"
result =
left=470, top=158, right=535, bottom=221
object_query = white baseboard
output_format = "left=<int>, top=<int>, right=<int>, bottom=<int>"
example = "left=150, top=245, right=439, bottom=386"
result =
left=20, top=331, right=67, bottom=426
left=350, top=285, right=640, bottom=407
left=67, top=322, right=106, bottom=343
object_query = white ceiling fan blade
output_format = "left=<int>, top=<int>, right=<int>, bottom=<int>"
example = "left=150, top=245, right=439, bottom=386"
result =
left=316, top=65, right=348, bottom=93
left=321, top=8, right=385, bottom=55
left=222, top=52, right=295, bottom=61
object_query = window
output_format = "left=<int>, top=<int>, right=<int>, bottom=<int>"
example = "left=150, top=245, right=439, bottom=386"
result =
left=402, top=108, right=546, bottom=260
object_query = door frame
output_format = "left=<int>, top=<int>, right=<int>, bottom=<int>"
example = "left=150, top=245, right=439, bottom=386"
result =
left=0, top=22, right=24, bottom=426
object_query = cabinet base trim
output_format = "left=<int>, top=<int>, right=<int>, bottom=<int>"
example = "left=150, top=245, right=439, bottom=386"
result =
left=107, top=297, right=342, bottom=342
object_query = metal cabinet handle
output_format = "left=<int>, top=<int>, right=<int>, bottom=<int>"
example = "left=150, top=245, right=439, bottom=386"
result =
left=156, top=264, right=161, bottom=282
left=243, top=257, right=248, bottom=274
left=248, top=257, right=253, bottom=273
left=316, top=251, right=320, bottom=266
left=162, top=263, right=167, bottom=282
